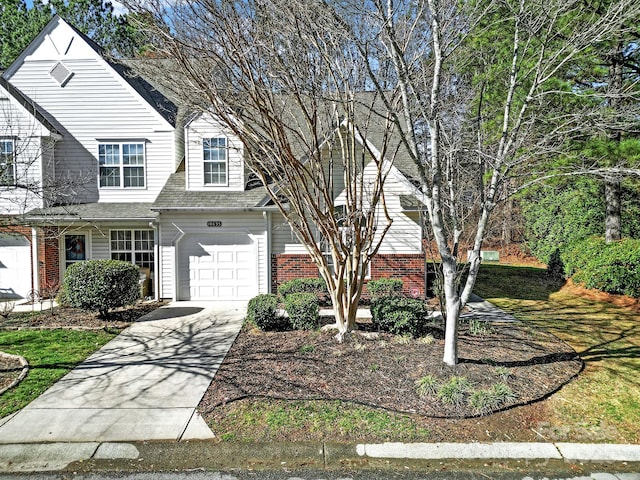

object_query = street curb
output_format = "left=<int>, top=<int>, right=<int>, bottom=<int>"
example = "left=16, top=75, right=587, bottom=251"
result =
left=2, top=441, right=640, bottom=473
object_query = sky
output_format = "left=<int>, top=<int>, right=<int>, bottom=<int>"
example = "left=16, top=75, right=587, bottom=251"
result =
left=24, top=0, right=128, bottom=16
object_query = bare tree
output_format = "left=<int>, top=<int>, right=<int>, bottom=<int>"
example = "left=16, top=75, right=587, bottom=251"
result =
left=129, top=0, right=638, bottom=363
left=335, top=0, right=639, bottom=365
left=127, top=0, right=401, bottom=339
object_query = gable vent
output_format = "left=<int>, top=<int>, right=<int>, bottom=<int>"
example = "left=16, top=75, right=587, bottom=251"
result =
left=50, top=62, right=73, bottom=87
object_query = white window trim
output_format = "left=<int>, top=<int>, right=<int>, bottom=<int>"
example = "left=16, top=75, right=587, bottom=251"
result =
left=0, top=138, right=16, bottom=186
left=61, top=231, right=91, bottom=275
left=109, top=229, right=155, bottom=271
left=98, top=141, right=147, bottom=189
left=203, top=137, right=229, bottom=187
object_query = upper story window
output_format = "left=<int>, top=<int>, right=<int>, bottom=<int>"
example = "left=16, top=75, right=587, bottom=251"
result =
left=203, top=137, right=227, bottom=186
left=0, top=139, right=15, bottom=186
left=99, top=142, right=145, bottom=188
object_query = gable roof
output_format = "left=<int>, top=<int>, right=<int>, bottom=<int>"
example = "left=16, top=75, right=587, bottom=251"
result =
left=0, top=77, right=60, bottom=137
left=3, top=16, right=178, bottom=129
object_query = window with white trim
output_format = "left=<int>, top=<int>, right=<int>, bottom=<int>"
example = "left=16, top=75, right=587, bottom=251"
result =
left=203, top=137, right=228, bottom=185
left=110, top=230, right=154, bottom=271
left=0, top=139, right=15, bottom=186
left=99, top=142, right=145, bottom=188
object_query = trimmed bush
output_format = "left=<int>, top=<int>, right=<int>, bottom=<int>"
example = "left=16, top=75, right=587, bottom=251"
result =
left=371, top=295, right=429, bottom=337
left=278, top=277, right=328, bottom=299
left=246, top=294, right=289, bottom=331
left=367, top=278, right=403, bottom=302
left=284, top=292, right=319, bottom=330
left=61, top=259, right=140, bottom=317
left=563, top=237, right=640, bottom=297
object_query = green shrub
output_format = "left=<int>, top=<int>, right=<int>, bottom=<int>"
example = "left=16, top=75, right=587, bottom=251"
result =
left=371, top=295, right=429, bottom=337
left=278, top=277, right=328, bottom=299
left=367, top=278, right=403, bottom=302
left=284, top=292, right=319, bottom=330
left=415, top=375, right=438, bottom=398
left=61, top=259, right=140, bottom=317
left=546, top=248, right=565, bottom=280
left=563, top=237, right=640, bottom=297
left=247, top=294, right=288, bottom=331
left=437, top=376, right=472, bottom=406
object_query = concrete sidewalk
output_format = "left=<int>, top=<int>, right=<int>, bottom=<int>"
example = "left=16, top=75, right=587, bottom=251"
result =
left=0, top=301, right=245, bottom=444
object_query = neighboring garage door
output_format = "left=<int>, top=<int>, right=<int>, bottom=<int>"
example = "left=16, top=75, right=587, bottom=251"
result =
left=0, top=234, right=32, bottom=300
left=179, top=234, right=258, bottom=300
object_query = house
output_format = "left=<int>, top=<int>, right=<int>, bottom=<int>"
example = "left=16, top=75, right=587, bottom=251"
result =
left=0, top=16, right=428, bottom=303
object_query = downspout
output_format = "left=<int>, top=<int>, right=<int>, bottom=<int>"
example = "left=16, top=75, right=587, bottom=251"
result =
left=264, top=211, right=272, bottom=293
left=31, top=227, right=39, bottom=295
left=171, top=223, right=186, bottom=301
left=150, top=219, right=159, bottom=301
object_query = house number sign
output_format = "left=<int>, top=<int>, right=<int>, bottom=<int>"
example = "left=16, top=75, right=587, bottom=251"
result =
left=207, top=221, right=222, bottom=227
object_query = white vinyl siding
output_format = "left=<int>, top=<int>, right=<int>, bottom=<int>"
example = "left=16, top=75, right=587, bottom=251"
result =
left=0, top=84, right=50, bottom=214
left=99, top=142, right=146, bottom=188
left=185, top=113, right=244, bottom=191
left=5, top=18, right=175, bottom=204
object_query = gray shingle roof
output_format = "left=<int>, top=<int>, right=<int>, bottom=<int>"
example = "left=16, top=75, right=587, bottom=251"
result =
left=26, top=203, right=158, bottom=221
left=152, top=171, right=273, bottom=211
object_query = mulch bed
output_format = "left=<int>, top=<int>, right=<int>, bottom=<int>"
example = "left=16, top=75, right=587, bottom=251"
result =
left=199, top=319, right=583, bottom=420
left=0, top=301, right=166, bottom=331
left=0, top=355, right=24, bottom=393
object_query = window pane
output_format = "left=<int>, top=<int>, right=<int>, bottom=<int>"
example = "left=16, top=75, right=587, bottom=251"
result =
left=100, top=166, right=120, bottom=187
left=123, top=143, right=144, bottom=165
left=124, top=166, right=145, bottom=187
left=65, top=235, right=86, bottom=261
left=0, top=140, right=15, bottom=185
left=111, top=252, right=132, bottom=262
left=99, top=144, right=120, bottom=165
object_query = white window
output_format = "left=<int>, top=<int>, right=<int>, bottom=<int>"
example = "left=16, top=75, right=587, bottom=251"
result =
left=0, top=139, right=15, bottom=186
left=203, top=137, right=227, bottom=185
left=99, top=142, right=145, bottom=188
left=110, top=230, right=154, bottom=272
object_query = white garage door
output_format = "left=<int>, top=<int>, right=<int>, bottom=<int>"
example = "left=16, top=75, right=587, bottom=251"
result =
left=179, top=234, right=258, bottom=300
left=0, top=234, right=32, bottom=300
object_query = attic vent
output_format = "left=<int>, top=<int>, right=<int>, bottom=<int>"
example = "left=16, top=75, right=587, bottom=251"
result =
left=50, top=62, right=73, bottom=86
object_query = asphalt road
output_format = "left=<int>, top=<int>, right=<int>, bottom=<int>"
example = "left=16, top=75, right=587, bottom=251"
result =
left=1, top=470, right=640, bottom=480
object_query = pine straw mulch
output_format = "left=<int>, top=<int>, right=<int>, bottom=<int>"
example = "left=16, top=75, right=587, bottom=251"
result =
left=199, top=318, right=583, bottom=421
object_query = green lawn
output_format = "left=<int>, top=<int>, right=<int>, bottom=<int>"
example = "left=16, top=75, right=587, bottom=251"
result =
left=474, top=264, right=640, bottom=443
left=0, top=329, right=116, bottom=418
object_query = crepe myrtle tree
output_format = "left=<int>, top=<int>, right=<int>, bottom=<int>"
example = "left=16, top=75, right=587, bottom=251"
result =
left=330, top=0, right=639, bottom=365
left=126, top=0, right=398, bottom=340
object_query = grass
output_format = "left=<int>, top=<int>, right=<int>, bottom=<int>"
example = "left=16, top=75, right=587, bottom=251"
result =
left=210, top=399, right=431, bottom=442
left=474, top=263, right=640, bottom=443
left=0, top=329, right=116, bottom=418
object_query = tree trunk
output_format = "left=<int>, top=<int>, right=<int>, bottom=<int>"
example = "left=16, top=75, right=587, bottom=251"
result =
left=605, top=176, right=621, bottom=243
left=441, top=257, right=460, bottom=366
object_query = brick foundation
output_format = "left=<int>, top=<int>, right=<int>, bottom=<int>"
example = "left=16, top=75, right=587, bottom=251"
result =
left=271, top=253, right=426, bottom=298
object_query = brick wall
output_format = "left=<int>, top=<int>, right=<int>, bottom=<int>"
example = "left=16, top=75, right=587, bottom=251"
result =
left=271, top=253, right=426, bottom=298
left=271, top=254, right=319, bottom=294
left=38, top=227, right=60, bottom=292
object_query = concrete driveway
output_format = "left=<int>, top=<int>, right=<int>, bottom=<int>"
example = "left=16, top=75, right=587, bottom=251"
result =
left=0, top=301, right=246, bottom=443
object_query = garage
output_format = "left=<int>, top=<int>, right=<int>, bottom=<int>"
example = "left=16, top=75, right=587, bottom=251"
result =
left=0, top=234, right=32, bottom=300
left=178, top=233, right=258, bottom=300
